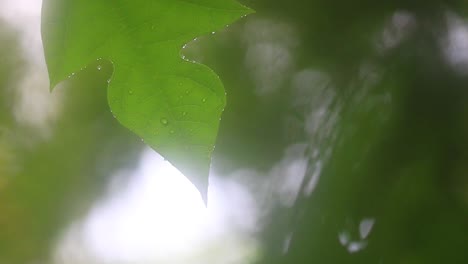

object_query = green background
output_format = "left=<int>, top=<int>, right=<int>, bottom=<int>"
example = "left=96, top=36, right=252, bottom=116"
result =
left=1, top=0, right=467, bottom=263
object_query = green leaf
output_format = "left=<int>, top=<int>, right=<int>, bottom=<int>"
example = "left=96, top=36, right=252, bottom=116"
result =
left=41, top=0, right=253, bottom=202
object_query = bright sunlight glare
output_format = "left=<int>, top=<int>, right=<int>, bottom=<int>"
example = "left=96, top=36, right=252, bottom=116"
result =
left=83, top=148, right=208, bottom=261
left=54, top=148, right=259, bottom=264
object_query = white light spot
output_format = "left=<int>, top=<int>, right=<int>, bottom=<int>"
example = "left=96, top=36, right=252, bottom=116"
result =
left=347, top=241, right=367, bottom=253
left=54, top=148, right=259, bottom=263
left=359, top=218, right=375, bottom=239
left=338, top=231, right=350, bottom=246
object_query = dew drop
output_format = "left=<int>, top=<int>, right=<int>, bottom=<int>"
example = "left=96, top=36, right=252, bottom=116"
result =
left=202, top=98, right=206, bottom=103
left=97, top=65, right=102, bottom=71
left=160, top=118, right=168, bottom=126
left=128, top=90, right=133, bottom=95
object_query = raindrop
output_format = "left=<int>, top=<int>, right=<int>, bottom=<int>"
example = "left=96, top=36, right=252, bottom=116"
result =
left=202, top=98, right=206, bottom=103
left=97, top=65, right=102, bottom=71
left=160, top=118, right=169, bottom=126
left=211, top=31, right=215, bottom=34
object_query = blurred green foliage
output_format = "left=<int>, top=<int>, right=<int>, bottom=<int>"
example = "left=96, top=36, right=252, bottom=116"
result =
left=1, top=0, right=468, bottom=263
left=0, top=32, right=142, bottom=262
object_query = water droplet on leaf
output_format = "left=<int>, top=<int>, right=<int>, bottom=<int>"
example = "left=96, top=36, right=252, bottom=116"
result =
left=97, top=65, right=102, bottom=70
left=160, top=118, right=168, bottom=126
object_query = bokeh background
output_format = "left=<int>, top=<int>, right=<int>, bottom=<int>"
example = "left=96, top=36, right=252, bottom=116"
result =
left=0, top=0, right=467, bottom=263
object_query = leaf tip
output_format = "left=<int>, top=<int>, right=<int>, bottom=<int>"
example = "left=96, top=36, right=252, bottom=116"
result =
left=201, top=189, right=208, bottom=207
left=244, top=6, right=256, bottom=15
left=237, top=1, right=255, bottom=17
left=48, top=80, right=58, bottom=92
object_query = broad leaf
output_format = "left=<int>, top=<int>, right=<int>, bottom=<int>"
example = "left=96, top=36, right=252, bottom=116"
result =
left=41, top=0, right=252, bottom=201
